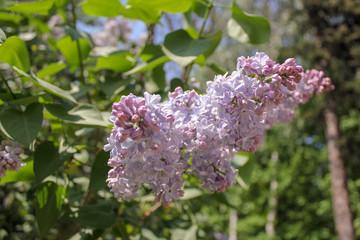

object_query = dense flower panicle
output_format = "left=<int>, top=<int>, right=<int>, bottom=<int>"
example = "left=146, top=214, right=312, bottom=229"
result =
left=105, top=93, right=187, bottom=205
left=0, top=141, right=24, bottom=177
left=104, top=52, right=333, bottom=206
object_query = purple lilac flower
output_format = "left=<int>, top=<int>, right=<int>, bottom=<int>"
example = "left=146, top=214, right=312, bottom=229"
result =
left=0, top=140, right=24, bottom=177
left=264, top=68, right=334, bottom=127
left=104, top=52, right=333, bottom=206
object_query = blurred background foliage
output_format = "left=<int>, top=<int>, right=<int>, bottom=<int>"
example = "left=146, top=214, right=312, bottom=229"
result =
left=0, top=0, right=359, bottom=239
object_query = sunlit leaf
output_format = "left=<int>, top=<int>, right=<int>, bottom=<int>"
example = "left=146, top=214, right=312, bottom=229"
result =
left=0, top=12, right=23, bottom=24
left=7, top=0, right=55, bottom=16
left=57, top=36, right=91, bottom=72
left=181, top=188, right=203, bottom=200
left=96, top=52, right=134, bottom=72
left=0, top=103, right=43, bottom=146
left=82, top=0, right=123, bottom=17
left=227, top=3, right=271, bottom=44
left=171, top=225, right=197, bottom=240
left=0, top=36, right=30, bottom=71
left=120, top=0, right=161, bottom=23
left=45, top=104, right=109, bottom=127
left=13, top=67, right=77, bottom=104
left=0, top=160, right=35, bottom=184
left=36, top=62, right=67, bottom=79
left=36, top=181, right=65, bottom=237
left=127, top=0, right=194, bottom=13
left=126, top=56, right=170, bottom=75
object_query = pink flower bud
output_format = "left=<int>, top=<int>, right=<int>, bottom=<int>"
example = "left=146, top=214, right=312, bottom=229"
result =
left=131, top=114, right=140, bottom=123
left=137, top=106, right=147, bottom=117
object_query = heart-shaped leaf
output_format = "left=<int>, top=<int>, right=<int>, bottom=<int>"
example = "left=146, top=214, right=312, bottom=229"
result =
left=162, top=29, right=212, bottom=67
left=0, top=103, right=43, bottom=146
left=227, top=3, right=271, bottom=44
left=34, top=141, right=73, bottom=183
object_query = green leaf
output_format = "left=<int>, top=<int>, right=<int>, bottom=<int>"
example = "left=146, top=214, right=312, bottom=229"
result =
left=170, top=78, right=184, bottom=91
left=82, top=0, right=123, bottom=17
left=0, top=36, right=30, bottom=71
left=194, top=30, right=222, bottom=66
left=13, top=67, right=78, bottom=104
left=76, top=201, right=116, bottom=229
left=232, top=152, right=254, bottom=189
left=36, top=181, right=65, bottom=237
left=171, top=225, right=197, bottom=240
left=96, top=52, right=134, bottom=72
left=227, top=3, right=271, bottom=44
left=146, top=64, right=166, bottom=92
left=0, top=12, right=23, bottom=24
left=36, top=62, right=67, bottom=79
left=99, top=78, right=131, bottom=98
left=181, top=188, right=203, bottom=200
left=191, top=0, right=208, bottom=17
left=63, top=25, right=83, bottom=41
left=45, top=104, right=109, bottom=127
left=127, top=0, right=194, bottom=13
left=0, top=160, right=35, bottom=184
left=57, top=36, right=91, bottom=72
left=0, top=103, right=43, bottom=146
left=206, top=62, right=226, bottom=75
left=89, top=150, right=110, bottom=190
left=120, top=1, right=161, bottom=23
left=126, top=55, right=170, bottom=75
left=162, top=29, right=212, bottom=67
left=7, top=93, right=53, bottom=105
left=0, top=28, right=6, bottom=44
left=34, top=141, right=72, bottom=183
left=7, top=0, right=55, bottom=16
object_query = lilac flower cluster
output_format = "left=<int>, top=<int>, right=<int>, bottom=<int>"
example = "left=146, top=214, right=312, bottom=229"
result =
left=104, top=52, right=333, bottom=206
left=0, top=140, right=24, bottom=177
